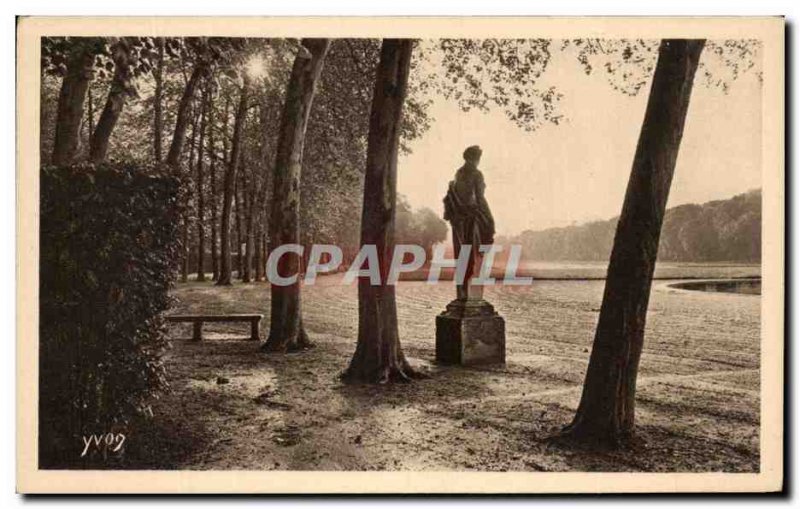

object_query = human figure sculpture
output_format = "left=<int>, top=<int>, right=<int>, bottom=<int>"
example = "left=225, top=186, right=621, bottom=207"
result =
left=443, top=145, right=495, bottom=300
left=436, top=145, right=505, bottom=366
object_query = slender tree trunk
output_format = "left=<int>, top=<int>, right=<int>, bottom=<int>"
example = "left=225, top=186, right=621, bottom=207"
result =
left=254, top=225, right=264, bottom=281
left=561, top=39, right=705, bottom=445
left=181, top=110, right=200, bottom=283
left=195, top=83, right=209, bottom=282
left=85, top=84, right=94, bottom=149
left=235, top=172, right=244, bottom=279
left=89, top=44, right=131, bottom=163
left=153, top=38, right=164, bottom=164
left=52, top=43, right=96, bottom=166
left=253, top=102, right=271, bottom=283
left=217, top=77, right=250, bottom=286
left=342, top=39, right=416, bottom=383
left=243, top=183, right=255, bottom=283
left=181, top=217, right=190, bottom=282
left=261, top=231, right=268, bottom=276
left=214, top=95, right=232, bottom=281
left=166, top=63, right=204, bottom=170
left=263, top=38, right=331, bottom=353
left=209, top=86, right=219, bottom=281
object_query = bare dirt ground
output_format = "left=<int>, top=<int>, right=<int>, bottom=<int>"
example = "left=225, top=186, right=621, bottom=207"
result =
left=125, top=267, right=761, bottom=472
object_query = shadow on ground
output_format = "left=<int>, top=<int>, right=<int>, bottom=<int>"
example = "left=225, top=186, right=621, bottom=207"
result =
left=117, top=278, right=759, bottom=472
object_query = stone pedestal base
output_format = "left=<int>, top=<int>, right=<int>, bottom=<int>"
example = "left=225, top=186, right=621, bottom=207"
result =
left=435, top=299, right=505, bottom=366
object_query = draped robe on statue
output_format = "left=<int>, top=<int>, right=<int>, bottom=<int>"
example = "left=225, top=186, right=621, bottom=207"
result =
left=443, top=164, right=495, bottom=300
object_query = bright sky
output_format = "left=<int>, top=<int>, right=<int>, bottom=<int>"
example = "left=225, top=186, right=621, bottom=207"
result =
left=398, top=43, right=763, bottom=236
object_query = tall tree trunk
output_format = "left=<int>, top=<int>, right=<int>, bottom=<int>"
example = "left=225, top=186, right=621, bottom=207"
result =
left=195, top=83, right=209, bottom=282
left=242, top=174, right=254, bottom=283
left=52, top=43, right=96, bottom=166
left=84, top=84, right=94, bottom=150
left=342, top=39, right=416, bottom=383
left=89, top=43, right=131, bottom=163
left=181, top=109, right=200, bottom=283
left=253, top=102, right=271, bottom=283
left=166, top=63, right=204, bottom=169
left=254, top=225, right=264, bottom=281
left=243, top=184, right=256, bottom=283
left=561, top=39, right=705, bottom=445
left=153, top=38, right=164, bottom=164
left=262, top=38, right=331, bottom=353
left=209, top=85, right=219, bottom=281
left=214, top=95, right=232, bottom=281
left=235, top=172, right=244, bottom=279
left=261, top=231, right=268, bottom=276
left=217, top=77, right=250, bottom=286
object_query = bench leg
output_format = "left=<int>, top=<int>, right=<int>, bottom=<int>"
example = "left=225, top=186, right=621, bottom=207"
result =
left=192, top=321, right=203, bottom=342
left=250, top=320, right=260, bottom=341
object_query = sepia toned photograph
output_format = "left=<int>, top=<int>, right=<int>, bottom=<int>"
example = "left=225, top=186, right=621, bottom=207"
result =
left=16, top=16, right=784, bottom=494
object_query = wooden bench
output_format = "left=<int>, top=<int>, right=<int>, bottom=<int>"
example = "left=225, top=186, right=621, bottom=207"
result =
left=165, top=314, right=263, bottom=342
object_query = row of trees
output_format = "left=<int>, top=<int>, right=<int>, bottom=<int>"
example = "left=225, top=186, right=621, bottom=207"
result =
left=509, top=188, right=761, bottom=263
left=41, top=37, right=443, bottom=287
left=42, top=35, right=757, bottom=446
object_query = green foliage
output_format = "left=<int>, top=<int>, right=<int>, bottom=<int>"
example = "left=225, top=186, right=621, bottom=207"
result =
left=39, top=161, right=182, bottom=468
left=511, top=189, right=761, bottom=263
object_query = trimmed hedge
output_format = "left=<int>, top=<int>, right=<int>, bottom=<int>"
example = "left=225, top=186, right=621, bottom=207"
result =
left=39, top=162, right=181, bottom=468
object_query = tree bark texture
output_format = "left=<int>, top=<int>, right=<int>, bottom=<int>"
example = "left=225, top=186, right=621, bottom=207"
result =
left=242, top=172, right=254, bottom=283
left=262, top=38, right=331, bottom=353
left=181, top=110, right=200, bottom=283
left=153, top=38, right=165, bottom=164
left=89, top=42, right=132, bottom=163
left=195, top=82, right=209, bottom=281
left=562, top=39, right=705, bottom=445
left=166, top=63, right=204, bottom=169
left=217, top=77, right=250, bottom=286
left=235, top=173, right=244, bottom=279
left=209, top=85, right=219, bottom=281
left=342, top=39, right=416, bottom=383
left=52, top=43, right=96, bottom=166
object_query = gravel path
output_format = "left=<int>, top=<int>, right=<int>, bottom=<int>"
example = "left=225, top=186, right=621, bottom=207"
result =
left=124, top=271, right=760, bottom=472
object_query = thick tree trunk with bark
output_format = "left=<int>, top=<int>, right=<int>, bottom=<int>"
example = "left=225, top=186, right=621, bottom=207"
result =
left=217, top=77, right=249, bottom=286
left=561, top=39, right=705, bottom=445
left=166, top=63, right=204, bottom=169
left=52, top=44, right=96, bottom=166
left=262, top=38, right=331, bottom=353
left=195, top=84, right=209, bottom=282
left=153, top=38, right=164, bottom=164
left=342, top=39, right=417, bottom=383
left=89, top=43, right=132, bottom=163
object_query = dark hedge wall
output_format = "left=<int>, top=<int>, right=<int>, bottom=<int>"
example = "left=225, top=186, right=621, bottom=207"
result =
left=39, top=162, right=181, bottom=468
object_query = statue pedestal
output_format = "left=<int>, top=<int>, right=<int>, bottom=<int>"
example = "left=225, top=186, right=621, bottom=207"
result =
left=435, top=299, right=505, bottom=366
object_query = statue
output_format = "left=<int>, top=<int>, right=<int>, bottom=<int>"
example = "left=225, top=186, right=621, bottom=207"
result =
left=443, top=145, right=496, bottom=300
left=435, top=145, right=506, bottom=366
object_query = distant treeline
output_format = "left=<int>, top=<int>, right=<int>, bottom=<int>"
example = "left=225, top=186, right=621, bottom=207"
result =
left=507, top=189, right=761, bottom=263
